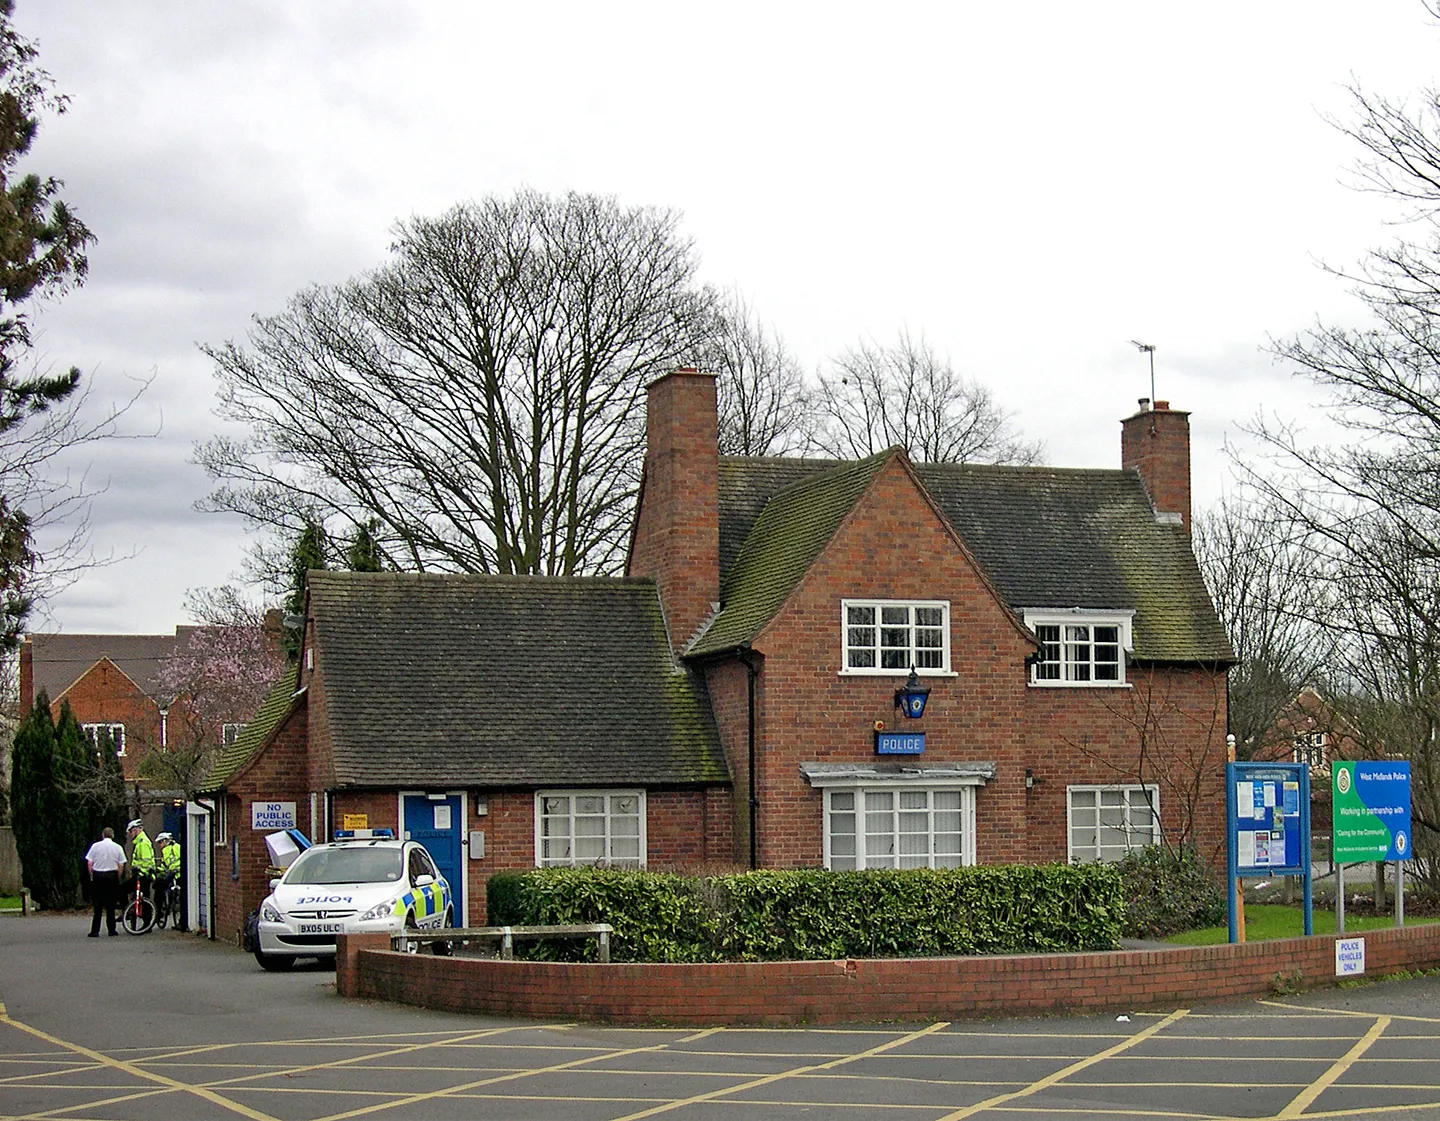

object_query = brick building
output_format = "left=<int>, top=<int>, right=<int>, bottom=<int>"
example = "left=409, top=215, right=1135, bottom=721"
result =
left=202, top=369, right=1234, bottom=942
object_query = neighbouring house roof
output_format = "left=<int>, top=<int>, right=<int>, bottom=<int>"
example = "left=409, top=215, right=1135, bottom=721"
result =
left=307, top=571, right=730, bottom=789
left=24, top=630, right=205, bottom=705
left=202, top=663, right=303, bottom=792
left=710, top=455, right=1234, bottom=664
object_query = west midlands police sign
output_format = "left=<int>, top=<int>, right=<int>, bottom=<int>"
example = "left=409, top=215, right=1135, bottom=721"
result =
left=1333, top=761, right=1411, bottom=863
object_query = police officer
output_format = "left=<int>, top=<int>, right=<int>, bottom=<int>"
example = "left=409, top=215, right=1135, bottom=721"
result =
left=126, top=819, right=156, bottom=904
left=85, top=826, right=126, bottom=936
left=155, top=832, right=182, bottom=928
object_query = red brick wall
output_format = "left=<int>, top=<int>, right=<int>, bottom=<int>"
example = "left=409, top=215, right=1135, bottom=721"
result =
left=45, top=660, right=162, bottom=782
left=1121, top=402, right=1191, bottom=531
left=703, top=658, right=754, bottom=866
left=339, top=922, right=1440, bottom=1025
left=325, top=786, right=735, bottom=927
left=698, top=455, right=1225, bottom=872
left=745, top=457, right=1037, bottom=867
left=213, top=698, right=311, bottom=944
left=628, top=369, right=720, bottom=653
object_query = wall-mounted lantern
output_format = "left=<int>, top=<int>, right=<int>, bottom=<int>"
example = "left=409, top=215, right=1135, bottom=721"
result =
left=893, top=667, right=931, bottom=720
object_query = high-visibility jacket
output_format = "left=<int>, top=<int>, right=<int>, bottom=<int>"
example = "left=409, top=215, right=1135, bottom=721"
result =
left=130, top=830, right=155, bottom=874
left=160, top=842, right=181, bottom=875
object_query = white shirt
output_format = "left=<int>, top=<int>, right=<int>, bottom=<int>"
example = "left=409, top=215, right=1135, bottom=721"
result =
left=86, top=837, right=126, bottom=873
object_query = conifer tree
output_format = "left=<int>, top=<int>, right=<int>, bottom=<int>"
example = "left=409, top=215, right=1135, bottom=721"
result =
left=10, top=689, right=81, bottom=908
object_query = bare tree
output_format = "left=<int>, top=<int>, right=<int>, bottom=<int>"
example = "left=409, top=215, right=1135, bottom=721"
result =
left=138, top=624, right=288, bottom=798
left=0, top=1, right=146, bottom=657
left=702, top=288, right=810, bottom=456
left=198, top=190, right=717, bottom=581
left=808, top=331, right=1042, bottom=464
left=1192, top=494, right=1333, bottom=758
left=1238, top=74, right=1440, bottom=884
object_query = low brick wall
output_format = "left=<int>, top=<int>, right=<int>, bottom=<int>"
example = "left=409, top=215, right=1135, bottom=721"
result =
left=336, top=925, right=1440, bottom=1025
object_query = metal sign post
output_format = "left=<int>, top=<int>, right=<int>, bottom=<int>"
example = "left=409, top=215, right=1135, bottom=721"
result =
left=1226, top=762, right=1311, bottom=943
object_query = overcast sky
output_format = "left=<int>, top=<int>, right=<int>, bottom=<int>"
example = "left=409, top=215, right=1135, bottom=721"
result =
left=15, top=1, right=1440, bottom=635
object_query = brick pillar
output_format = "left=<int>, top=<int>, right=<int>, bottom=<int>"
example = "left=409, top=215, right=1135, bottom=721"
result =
left=335, top=931, right=390, bottom=997
left=628, top=368, right=720, bottom=653
left=1121, top=399, right=1191, bottom=533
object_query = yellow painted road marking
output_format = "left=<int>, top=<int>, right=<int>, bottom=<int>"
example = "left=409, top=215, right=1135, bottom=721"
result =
left=0, top=1013, right=278, bottom=1121
left=1260, top=998, right=1440, bottom=1027
left=932, top=1007, right=1191, bottom=1121
left=1276, top=1014, right=1391, bottom=1117
left=200, top=1023, right=546, bottom=1089
left=306, top=1026, right=733, bottom=1121
left=603, top=1021, right=950, bottom=1121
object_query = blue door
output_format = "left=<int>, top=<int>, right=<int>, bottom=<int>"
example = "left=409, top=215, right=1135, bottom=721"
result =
left=402, top=794, right=462, bottom=926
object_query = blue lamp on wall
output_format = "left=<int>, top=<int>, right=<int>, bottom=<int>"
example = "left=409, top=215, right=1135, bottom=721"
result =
left=893, top=667, right=931, bottom=719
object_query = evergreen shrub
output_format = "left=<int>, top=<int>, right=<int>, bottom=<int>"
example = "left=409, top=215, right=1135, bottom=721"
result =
left=1114, top=845, right=1225, bottom=939
left=487, top=862, right=1125, bottom=963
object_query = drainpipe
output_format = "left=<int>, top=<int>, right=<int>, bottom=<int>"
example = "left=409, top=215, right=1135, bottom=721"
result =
left=735, top=647, right=759, bottom=870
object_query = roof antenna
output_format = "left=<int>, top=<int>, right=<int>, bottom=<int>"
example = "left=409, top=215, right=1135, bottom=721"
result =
left=1129, top=340, right=1156, bottom=405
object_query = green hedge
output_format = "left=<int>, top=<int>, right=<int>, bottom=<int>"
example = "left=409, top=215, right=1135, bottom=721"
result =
left=1114, top=846, right=1225, bottom=939
left=487, top=863, right=1125, bottom=963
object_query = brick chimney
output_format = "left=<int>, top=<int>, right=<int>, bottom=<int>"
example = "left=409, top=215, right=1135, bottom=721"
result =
left=1121, top=398, right=1191, bottom=533
left=629, top=368, right=720, bottom=653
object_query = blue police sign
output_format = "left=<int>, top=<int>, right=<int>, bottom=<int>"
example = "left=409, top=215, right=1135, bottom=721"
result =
left=875, top=732, right=925, bottom=755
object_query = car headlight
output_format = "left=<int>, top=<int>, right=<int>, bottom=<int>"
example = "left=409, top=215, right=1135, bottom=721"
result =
left=260, top=900, right=284, bottom=923
left=357, top=901, right=396, bottom=923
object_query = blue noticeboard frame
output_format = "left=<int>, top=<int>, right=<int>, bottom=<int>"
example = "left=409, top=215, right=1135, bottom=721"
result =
left=1226, top=761, right=1312, bottom=942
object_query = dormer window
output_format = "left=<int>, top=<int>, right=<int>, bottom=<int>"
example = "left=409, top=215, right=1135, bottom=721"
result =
left=842, top=600, right=950, bottom=674
left=1023, top=611, right=1133, bottom=687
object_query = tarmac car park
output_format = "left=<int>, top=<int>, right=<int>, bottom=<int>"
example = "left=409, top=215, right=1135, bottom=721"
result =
left=253, top=828, right=453, bottom=970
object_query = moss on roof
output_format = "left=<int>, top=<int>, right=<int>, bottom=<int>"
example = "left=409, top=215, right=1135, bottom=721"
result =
left=200, top=662, right=301, bottom=792
left=690, top=451, right=893, bottom=657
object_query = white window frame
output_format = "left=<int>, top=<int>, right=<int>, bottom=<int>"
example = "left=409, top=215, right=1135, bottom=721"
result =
left=82, top=722, right=126, bottom=757
left=1023, top=610, right=1133, bottom=687
left=840, top=599, right=951, bottom=675
left=222, top=723, right=245, bottom=747
left=1066, top=784, right=1160, bottom=862
left=534, top=789, right=647, bottom=868
left=819, top=782, right=977, bottom=870
left=1293, top=731, right=1327, bottom=769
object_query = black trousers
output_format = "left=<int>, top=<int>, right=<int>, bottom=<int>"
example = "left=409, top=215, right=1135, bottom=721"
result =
left=90, top=870, right=120, bottom=935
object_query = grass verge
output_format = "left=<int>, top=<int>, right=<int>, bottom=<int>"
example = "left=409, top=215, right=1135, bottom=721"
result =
left=1167, top=903, right=1440, bottom=945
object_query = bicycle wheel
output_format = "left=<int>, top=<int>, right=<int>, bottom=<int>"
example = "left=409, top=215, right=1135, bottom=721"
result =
left=122, top=896, right=154, bottom=935
left=154, top=893, right=169, bottom=929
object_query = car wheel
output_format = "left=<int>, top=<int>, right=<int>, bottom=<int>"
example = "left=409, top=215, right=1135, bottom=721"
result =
left=255, top=949, right=294, bottom=972
left=403, top=912, right=421, bottom=953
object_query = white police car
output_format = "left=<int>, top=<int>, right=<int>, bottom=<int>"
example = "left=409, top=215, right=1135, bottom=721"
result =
left=254, top=829, right=453, bottom=971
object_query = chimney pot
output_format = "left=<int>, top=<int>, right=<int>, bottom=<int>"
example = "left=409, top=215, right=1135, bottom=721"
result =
left=1138, top=398, right=1151, bottom=411
left=1154, top=400, right=1170, bottom=410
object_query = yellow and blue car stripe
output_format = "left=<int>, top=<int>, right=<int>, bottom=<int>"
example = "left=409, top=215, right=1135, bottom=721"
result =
left=395, top=879, right=451, bottom=926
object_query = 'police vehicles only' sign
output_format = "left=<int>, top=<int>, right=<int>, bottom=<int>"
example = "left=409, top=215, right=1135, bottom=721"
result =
left=251, top=801, right=297, bottom=830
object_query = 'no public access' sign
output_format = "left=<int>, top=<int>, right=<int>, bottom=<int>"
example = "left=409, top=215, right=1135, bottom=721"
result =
left=1333, top=761, right=1411, bottom=863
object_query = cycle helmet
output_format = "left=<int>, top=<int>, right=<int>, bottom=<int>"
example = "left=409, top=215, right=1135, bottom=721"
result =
left=156, top=832, right=172, bottom=842
left=127, top=819, right=143, bottom=831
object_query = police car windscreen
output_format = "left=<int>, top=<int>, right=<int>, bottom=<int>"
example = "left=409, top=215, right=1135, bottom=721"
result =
left=285, top=848, right=403, bottom=884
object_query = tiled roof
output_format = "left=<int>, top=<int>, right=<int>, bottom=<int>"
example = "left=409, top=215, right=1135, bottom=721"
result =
left=201, top=663, right=302, bottom=792
left=24, top=630, right=205, bottom=703
left=691, top=452, right=893, bottom=657
left=711, top=457, right=1233, bottom=664
left=307, top=572, right=729, bottom=789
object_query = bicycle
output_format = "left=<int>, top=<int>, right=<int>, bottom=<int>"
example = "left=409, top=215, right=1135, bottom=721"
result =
left=154, top=876, right=181, bottom=930
left=121, top=876, right=154, bottom=935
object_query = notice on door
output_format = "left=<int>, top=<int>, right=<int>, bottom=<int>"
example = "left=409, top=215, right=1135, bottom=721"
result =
left=434, top=805, right=451, bottom=830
